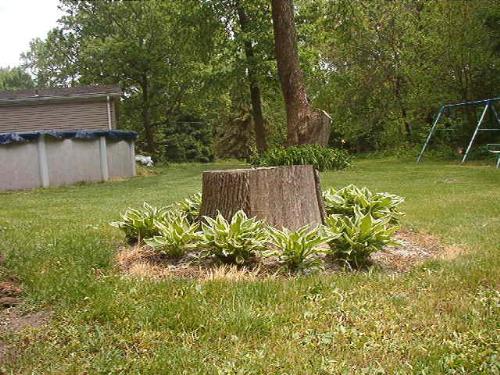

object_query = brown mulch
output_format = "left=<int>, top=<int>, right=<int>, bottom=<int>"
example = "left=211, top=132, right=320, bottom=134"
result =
left=115, top=229, right=465, bottom=281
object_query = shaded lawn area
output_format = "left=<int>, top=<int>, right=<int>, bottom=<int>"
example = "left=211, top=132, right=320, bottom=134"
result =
left=0, top=158, right=498, bottom=374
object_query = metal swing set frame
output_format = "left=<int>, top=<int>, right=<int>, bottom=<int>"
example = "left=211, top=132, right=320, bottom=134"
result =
left=416, top=97, right=500, bottom=167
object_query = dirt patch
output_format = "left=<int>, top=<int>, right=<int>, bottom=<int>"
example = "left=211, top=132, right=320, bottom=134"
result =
left=0, top=252, right=52, bottom=366
left=373, top=229, right=465, bottom=272
left=0, top=274, right=22, bottom=309
left=115, top=229, right=465, bottom=281
left=0, top=253, right=22, bottom=308
left=0, top=308, right=52, bottom=365
left=0, top=308, right=51, bottom=334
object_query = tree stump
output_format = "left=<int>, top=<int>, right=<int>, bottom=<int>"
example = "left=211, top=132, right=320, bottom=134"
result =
left=200, top=165, right=325, bottom=230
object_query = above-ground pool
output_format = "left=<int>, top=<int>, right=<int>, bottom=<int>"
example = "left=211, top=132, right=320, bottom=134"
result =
left=0, top=130, right=137, bottom=191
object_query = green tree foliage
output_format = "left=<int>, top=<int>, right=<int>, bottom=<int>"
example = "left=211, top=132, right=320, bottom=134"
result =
left=206, top=0, right=286, bottom=156
left=298, top=0, right=500, bottom=151
left=0, top=66, right=34, bottom=90
left=23, top=0, right=219, bottom=157
left=22, top=0, right=500, bottom=156
left=163, top=116, right=214, bottom=163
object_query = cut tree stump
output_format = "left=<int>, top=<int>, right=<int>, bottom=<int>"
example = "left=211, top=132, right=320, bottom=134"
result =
left=200, top=165, right=325, bottom=230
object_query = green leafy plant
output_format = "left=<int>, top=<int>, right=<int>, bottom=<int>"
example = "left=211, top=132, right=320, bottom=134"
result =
left=174, top=192, right=202, bottom=223
left=110, top=202, right=169, bottom=243
left=200, top=210, right=268, bottom=265
left=145, top=212, right=200, bottom=257
left=250, top=145, right=351, bottom=171
left=163, top=115, right=214, bottom=163
left=268, top=225, right=332, bottom=273
left=323, top=185, right=404, bottom=224
left=324, top=207, right=399, bottom=267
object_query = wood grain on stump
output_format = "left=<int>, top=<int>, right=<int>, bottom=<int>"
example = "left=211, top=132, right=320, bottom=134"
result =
left=200, top=165, right=325, bottom=230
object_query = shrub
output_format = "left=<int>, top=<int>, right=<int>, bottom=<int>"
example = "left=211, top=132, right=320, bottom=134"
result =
left=110, top=203, right=169, bottom=243
left=323, top=185, right=404, bottom=224
left=250, top=144, right=351, bottom=171
left=268, top=225, right=330, bottom=273
left=200, top=210, right=268, bottom=265
left=145, top=212, right=200, bottom=257
left=324, top=207, right=399, bottom=267
left=163, top=116, right=214, bottom=163
left=174, top=192, right=202, bottom=223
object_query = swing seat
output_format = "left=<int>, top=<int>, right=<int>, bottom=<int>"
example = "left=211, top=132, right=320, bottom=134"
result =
left=487, top=144, right=500, bottom=168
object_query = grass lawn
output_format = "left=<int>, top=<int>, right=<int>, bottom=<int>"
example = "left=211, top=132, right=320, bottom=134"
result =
left=0, top=158, right=498, bottom=374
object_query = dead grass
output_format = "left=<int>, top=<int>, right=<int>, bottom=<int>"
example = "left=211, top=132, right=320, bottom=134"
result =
left=372, top=229, right=466, bottom=272
left=115, top=229, right=465, bottom=281
left=115, top=245, right=278, bottom=281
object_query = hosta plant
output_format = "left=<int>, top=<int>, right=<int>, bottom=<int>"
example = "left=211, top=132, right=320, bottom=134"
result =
left=145, top=212, right=200, bottom=257
left=200, top=210, right=268, bottom=265
left=174, top=192, right=202, bottom=223
left=110, top=202, right=169, bottom=243
left=268, top=225, right=333, bottom=273
left=324, top=207, right=400, bottom=267
left=323, top=185, right=404, bottom=224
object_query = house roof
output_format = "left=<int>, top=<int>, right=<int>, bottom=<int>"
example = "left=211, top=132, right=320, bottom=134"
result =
left=0, top=85, right=122, bottom=105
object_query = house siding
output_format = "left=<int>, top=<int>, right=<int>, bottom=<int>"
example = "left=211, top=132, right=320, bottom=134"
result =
left=0, top=98, right=117, bottom=134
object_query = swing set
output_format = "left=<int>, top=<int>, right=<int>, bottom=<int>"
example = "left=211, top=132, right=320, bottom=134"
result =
left=417, top=97, right=500, bottom=167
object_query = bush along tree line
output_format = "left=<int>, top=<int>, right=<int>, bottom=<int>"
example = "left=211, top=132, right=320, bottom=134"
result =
left=111, top=185, right=404, bottom=271
left=3, top=0, right=497, bottom=161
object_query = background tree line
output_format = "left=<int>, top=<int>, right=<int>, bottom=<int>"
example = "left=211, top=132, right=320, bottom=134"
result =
left=1, top=0, right=498, bottom=160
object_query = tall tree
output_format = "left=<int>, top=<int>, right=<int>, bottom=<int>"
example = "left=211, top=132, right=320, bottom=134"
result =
left=271, top=0, right=331, bottom=146
left=23, top=0, right=218, bottom=156
left=206, top=0, right=276, bottom=154
left=0, top=66, right=34, bottom=90
left=236, top=1, right=267, bottom=152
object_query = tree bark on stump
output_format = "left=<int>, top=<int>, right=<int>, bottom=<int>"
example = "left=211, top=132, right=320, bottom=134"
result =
left=200, top=165, right=325, bottom=230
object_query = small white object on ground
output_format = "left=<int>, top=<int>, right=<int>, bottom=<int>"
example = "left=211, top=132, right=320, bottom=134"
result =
left=135, top=155, right=154, bottom=167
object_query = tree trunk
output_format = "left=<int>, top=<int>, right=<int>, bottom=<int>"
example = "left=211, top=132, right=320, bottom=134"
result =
left=394, top=74, right=412, bottom=139
left=200, top=165, right=325, bottom=230
left=236, top=3, right=267, bottom=153
left=271, top=0, right=331, bottom=146
left=141, top=76, right=155, bottom=154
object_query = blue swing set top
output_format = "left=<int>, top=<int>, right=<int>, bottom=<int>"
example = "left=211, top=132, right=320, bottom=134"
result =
left=416, top=97, right=500, bottom=166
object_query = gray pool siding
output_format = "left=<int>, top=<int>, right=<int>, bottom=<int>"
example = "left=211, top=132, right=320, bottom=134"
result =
left=0, top=136, right=135, bottom=191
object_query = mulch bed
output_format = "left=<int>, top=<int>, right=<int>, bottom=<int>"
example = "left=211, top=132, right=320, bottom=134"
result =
left=115, top=229, right=465, bottom=281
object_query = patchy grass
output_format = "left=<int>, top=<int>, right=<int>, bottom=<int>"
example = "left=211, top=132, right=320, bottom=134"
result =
left=0, top=158, right=498, bottom=374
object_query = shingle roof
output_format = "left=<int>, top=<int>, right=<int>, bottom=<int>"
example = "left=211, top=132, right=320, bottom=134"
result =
left=0, top=84, right=121, bottom=102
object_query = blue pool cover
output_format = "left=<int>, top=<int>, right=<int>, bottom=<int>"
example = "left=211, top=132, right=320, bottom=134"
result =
left=0, top=129, right=137, bottom=145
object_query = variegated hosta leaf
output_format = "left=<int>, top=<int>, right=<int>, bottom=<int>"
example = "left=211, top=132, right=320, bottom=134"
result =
left=174, top=192, right=202, bottom=223
left=110, top=202, right=170, bottom=243
left=323, top=184, right=404, bottom=225
left=200, top=210, right=268, bottom=265
left=268, top=225, right=327, bottom=273
left=145, top=213, right=200, bottom=257
left=324, top=206, right=401, bottom=267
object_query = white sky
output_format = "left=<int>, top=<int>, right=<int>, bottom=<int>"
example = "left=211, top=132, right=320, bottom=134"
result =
left=0, top=0, right=62, bottom=68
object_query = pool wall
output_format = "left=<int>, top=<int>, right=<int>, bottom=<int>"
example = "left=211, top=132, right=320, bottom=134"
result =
left=0, top=131, right=136, bottom=191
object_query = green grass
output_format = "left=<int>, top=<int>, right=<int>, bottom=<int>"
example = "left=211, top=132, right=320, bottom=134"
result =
left=0, top=158, right=498, bottom=374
